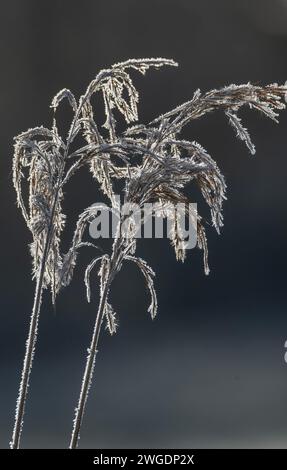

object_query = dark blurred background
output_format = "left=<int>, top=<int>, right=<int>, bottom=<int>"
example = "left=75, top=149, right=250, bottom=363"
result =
left=1, top=0, right=287, bottom=449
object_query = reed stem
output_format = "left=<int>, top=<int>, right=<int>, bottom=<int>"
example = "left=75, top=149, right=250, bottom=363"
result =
left=69, top=278, right=110, bottom=449
left=10, top=191, right=60, bottom=449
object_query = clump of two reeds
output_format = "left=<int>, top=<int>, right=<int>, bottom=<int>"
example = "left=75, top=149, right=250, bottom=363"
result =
left=11, top=58, right=287, bottom=448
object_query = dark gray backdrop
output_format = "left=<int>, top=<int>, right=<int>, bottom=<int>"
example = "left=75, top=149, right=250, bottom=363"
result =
left=0, top=0, right=287, bottom=448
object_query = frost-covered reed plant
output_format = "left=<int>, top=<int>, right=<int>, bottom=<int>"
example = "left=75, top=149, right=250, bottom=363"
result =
left=66, top=62, right=287, bottom=448
left=11, top=57, right=286, bottom=449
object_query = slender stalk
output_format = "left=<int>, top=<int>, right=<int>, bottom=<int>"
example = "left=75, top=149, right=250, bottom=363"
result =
left=10, top=190, right=60, bottom=449
left=69, top=278, right=111, bottom=449
left=69, top=227, right=126, bottom=449
left=11, top=91, right=80, bottom=448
